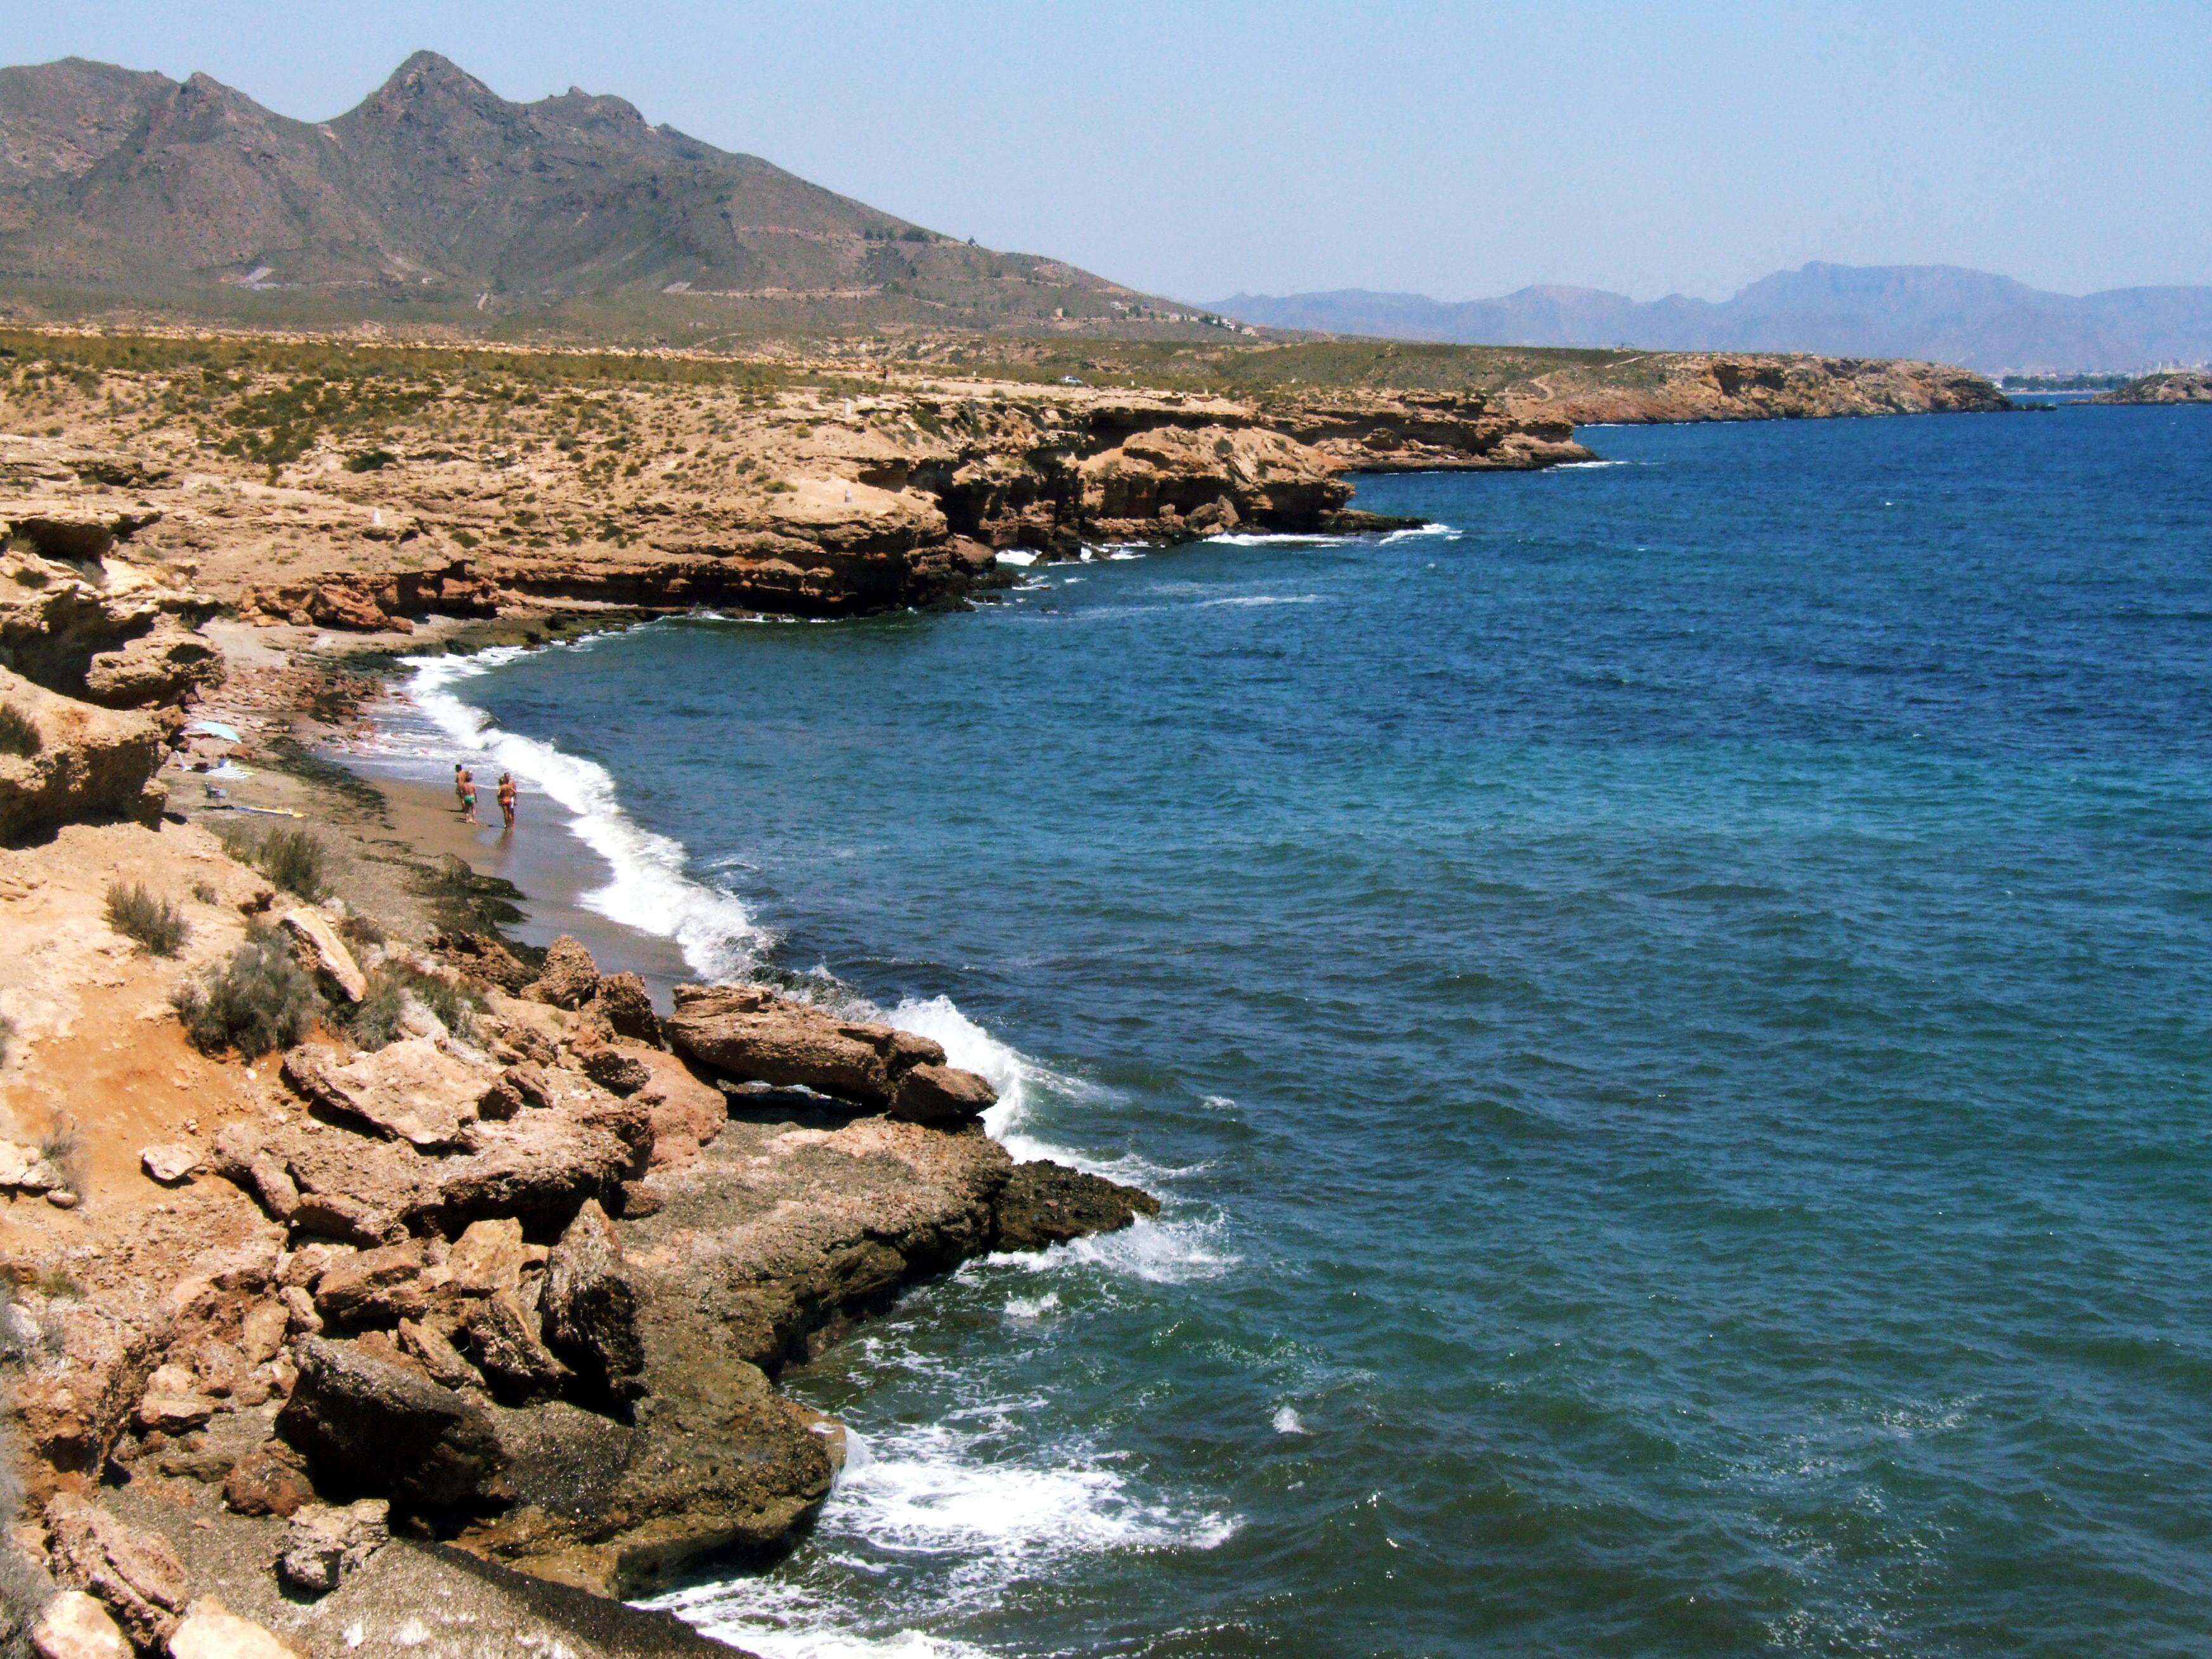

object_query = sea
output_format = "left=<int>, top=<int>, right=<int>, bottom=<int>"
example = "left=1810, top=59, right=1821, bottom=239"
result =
left=366, top=403, right=2212, bottom=1657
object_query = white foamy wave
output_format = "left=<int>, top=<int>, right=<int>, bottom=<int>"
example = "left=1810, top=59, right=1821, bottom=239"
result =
left=878, top=996, right=1188, bottom=1187
left=999, top=1215, right=1239, bottom=1285
left=882, top=994, right=1083, bottom=1145
left=1554, top=459, right=1630, bottom=469
left=1206, top=531, right=1348, bottom=547
left=1004, top=1291, right=1059, bottom=1322
left=656, top=1423, right=1237, bottom=1657
left=651, top=1577, right=995, bottom=1659
left=1273, top=1406, right=1308, bottom=1435
left=1381, top=522, right=1455, bottom=541
left=401, top=650, right=769, bottom=980
left=993, top=549, right=1039, bottom=567
left=838, top=1424, right=1235, bottom=1557
left=1197, top=593, right=1324, bottom=608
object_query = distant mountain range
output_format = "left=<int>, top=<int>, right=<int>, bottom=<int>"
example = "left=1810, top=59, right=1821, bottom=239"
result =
left=1209, top=264, right=2212, bottom=374
left=0, top=53, right=1150, bottom=329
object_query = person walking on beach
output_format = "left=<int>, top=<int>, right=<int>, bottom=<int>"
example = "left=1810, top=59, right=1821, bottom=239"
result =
left=459, top=764, right=479, bottom=824
left=453, top=762, right=467, bottom=813
left=497, top=772, right=517, bottom=831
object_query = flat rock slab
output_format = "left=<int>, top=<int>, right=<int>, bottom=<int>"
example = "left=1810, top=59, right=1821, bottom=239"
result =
left=619, top=1114, right=1013, bottom=1370
left=98, top=1481, right=745, bottom=1659
left=283, top=1038, right=495, bottom=1152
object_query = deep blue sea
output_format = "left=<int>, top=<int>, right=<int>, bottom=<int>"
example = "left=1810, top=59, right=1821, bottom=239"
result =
left=404, top=405, right=2212, bottom=1658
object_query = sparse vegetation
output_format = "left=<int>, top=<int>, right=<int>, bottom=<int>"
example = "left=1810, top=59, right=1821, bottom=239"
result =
left=36, top=1121, right=84, bottom=1197
left=33, top=1264, right=81, bottom=1301
left=0, top=704, right=39, bottom=758
left=336, top=910, right=387, bottom=950
left=216, top=820, right=329, bottom=901
left=344, top=960, right=484, bottom=1051
left=103, top=882, right=190, bottom=956
left=172, top=926, right=320, bottom=1058
left=0, top=1013, right=15, bottom=1067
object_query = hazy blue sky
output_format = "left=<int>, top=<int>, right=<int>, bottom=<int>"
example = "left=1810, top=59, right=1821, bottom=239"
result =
left=16, top=2, right=2210, bottom=304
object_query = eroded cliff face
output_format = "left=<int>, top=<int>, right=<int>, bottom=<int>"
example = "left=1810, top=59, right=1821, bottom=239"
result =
left=1258, top=389, right=1592, bottom=472
left=1502, top=352, right=2010, bottom=424
left=0, top=341, right=2010, bottom=632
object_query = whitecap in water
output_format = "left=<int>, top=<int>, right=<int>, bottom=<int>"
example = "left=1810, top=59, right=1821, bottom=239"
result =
left=399, top=649, right=768, bottom=980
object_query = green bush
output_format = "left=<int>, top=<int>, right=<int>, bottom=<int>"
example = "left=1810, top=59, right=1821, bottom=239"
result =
left=217, top=821, right=329, bottom=901
left=104, top=882, right=189, bottom=956
left=172, top=928, right=320, bottom=1058
left=346, top=448, right=398, bottom=472
left=344, top=961, right=483, bottom=1051
left=0, top=703, right=39, bottom=757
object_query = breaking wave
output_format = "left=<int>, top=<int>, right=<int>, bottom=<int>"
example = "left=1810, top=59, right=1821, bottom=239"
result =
left=396, top=646, right=769, bottom=981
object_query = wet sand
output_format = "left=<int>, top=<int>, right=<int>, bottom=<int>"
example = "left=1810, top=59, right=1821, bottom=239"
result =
left=363, top=769, right=699, bottom=1003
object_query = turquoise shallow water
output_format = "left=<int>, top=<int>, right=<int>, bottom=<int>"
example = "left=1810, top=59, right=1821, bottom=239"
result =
left=426, top=406, right=2211, bottom=1658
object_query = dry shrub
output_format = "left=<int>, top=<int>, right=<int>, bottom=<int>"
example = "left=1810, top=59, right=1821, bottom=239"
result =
left=103, top=882, right=188, bottom=956
left=172, top=927, right=320, bottom=1058
left=0, top=705, right=37, bottom=758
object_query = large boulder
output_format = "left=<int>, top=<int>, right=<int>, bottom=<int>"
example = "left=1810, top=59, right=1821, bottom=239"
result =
left=9, top=1307, right=160, bottom=1499
left=29, top=1590, right=130, bottom=1659
left=0, top=545, right=219, bottom=708
left=667, top=984, right=996, bottom=1123
left=526, top=935, right=601, bottom=1010
left=217, top=1077, right=649, bottom=1246
left=276, top=1337, right=502, bottom=1509
left=632, top=1048, right=728, bottom=1168
left=452, top=1342, right=832, bottom=1599
left=0, top=667, right=164, bottom=843
left=166, top=1601, right=303, bottom=1659
left=277, top=1500, right=389, bottom=1596
left=277, top=910, right=367, bottom=1004
left=540, top=1200, right=643, bottom=1402
left=81, top=618, right=223, bottom=708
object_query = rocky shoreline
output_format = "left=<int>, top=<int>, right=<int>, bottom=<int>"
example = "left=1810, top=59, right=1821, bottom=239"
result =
left=0, top=329, right=2020, bottom=1657
left=0, top=328, right=2011, bottom=636
left=0, top=550, right=1161, bottom=1656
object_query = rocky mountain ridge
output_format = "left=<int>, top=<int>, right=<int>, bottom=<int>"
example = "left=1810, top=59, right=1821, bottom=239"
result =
left=0, top=53, right=1164, bottom=332
left=1214, top=263, right=2212, bottom=374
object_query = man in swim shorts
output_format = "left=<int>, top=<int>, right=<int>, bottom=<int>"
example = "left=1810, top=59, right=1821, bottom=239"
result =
left=459, top=764, right=479, bottom=824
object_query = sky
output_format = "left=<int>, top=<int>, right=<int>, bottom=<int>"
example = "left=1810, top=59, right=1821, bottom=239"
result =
left=13, top=1, right=2211, bottom=305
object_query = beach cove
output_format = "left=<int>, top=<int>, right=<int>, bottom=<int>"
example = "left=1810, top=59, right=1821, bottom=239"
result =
left=273, top=403, right=2212, bottom=1657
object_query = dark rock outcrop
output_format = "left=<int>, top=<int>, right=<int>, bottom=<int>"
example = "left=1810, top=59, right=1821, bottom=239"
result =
left=277, top=1337, right=502, bottom=1509
left=540, top=1200, right=644, bottom=1403
left=993, top=1161, right=1162, bottom=1251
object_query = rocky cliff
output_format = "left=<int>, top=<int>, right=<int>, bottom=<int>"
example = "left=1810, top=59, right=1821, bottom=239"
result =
left=1497, top=351, right=2010, bottom=424
left=2093, top=368, right=2212, bottom=405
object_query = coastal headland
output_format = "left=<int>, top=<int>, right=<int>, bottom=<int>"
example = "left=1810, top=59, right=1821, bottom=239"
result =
left=0, top=320, right=2010, bottom=1656
left=0, top=327, right=2005, bottom=632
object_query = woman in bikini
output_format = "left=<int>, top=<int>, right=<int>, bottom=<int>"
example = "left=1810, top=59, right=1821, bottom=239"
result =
left=497, top=773, right=517, bottom=831
left=459, top=764, right=479, bottom=824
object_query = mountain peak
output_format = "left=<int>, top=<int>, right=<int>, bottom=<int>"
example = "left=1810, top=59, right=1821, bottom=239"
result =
left=368, top=50, right=499, bottom=108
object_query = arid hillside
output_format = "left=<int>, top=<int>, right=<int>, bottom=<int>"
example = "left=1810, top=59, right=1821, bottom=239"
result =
left=0, top=53, right=1218, bottom=341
